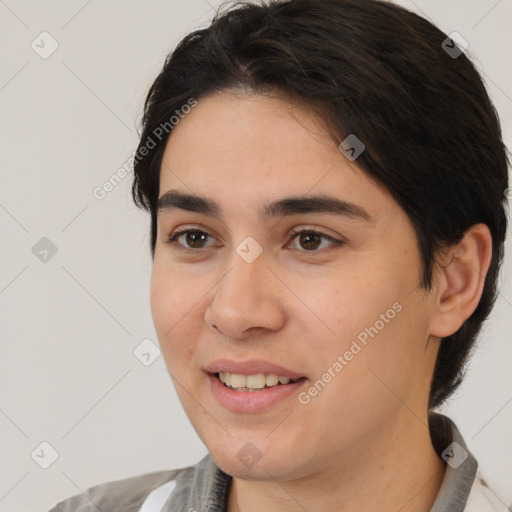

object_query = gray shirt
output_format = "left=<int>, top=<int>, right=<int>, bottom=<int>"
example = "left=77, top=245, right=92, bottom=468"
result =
left=48, top=413, right=510, bottom=512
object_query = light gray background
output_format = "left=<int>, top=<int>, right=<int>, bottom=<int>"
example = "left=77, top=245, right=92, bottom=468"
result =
left=0, top=1, right=510, bottom=510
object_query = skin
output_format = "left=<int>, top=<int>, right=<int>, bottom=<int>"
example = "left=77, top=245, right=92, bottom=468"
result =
left=150, top=90, right=492, bottom=512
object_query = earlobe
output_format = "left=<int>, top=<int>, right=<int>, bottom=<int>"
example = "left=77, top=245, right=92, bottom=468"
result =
left=429, top=224, right=492, bottom=338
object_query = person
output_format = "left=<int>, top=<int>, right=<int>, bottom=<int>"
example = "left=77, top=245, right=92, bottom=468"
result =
left=49, top=0, right=510, bottom=510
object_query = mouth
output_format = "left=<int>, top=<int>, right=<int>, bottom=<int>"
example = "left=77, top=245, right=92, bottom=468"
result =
left=207, top=371, right=308, bottom=413
left=205, top=359, right=308, bottom=412
left=213, top=371, right=306, bottom=392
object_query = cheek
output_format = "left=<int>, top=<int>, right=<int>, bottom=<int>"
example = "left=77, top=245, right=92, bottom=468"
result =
left=304, top=265, right=422, bottom=393
left=150, top=260, right=199, bottom=330
left=150, top=265, right=199, bottom=365
left=297, top=302, right=424, bottom=446
left=303, top=268, right=397, bottom=345
left=150, top=268, right=175, bottom=335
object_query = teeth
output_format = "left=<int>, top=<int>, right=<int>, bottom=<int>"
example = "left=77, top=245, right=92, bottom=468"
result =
left=230, top=373, right=247, bottom=389
left=265, top=374, right=279, bottom=387
left=246, top=373, right=266, bottom=389
left=217, top=372, right=297, bottom=390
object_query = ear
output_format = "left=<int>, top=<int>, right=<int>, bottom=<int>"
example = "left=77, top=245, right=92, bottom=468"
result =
left=429, top=223, right=493, bottom=338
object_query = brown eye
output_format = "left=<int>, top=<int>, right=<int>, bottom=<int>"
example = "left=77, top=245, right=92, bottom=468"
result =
left=288, top=229, right=344, bottom=252
left=183, top=231, right=209, bottom=249
left=298, top=232, right=322, bottom=250
left=166, top=229, right=214, bottom=250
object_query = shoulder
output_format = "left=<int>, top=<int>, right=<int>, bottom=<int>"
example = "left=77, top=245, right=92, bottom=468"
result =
left=47, top=467, right=189, bottom=512
left=464, top=471, right=512, bottom=512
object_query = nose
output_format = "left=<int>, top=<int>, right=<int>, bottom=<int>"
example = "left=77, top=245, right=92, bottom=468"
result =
left=204, top=247, right=286, bottom=339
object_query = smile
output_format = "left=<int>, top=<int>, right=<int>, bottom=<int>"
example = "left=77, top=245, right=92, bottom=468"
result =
left=216, top=372, right=302, bottom=391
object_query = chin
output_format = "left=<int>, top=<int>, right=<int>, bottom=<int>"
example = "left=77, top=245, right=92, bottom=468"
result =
left=206, top=436, right=310, bottom=482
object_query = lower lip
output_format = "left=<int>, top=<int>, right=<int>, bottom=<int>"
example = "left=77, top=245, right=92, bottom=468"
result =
left=208, top=373, right=307, bottom=413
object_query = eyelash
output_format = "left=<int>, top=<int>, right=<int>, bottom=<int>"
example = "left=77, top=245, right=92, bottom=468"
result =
left=165, top=227, right=345, bottom=253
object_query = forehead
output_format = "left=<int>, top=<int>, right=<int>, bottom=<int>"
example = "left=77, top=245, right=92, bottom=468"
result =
left=158, top=91, right=392, bottom=218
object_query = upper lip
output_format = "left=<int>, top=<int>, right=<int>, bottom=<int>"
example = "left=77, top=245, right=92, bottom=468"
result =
left=205, top=359, right=305, bottom=380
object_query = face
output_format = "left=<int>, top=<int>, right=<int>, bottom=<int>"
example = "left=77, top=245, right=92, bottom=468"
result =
left=151, top=91, right=438, bottom=481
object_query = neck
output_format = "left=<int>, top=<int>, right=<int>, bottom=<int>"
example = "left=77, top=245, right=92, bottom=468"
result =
left=227, top=410, right=446, bottom=512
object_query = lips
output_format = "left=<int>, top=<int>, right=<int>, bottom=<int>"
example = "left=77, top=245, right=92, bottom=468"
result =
left=205, top=359, right=306, bottom=380
left=204, top=359, right=309, bottom=412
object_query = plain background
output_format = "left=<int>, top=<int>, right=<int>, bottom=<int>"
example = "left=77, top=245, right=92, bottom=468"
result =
left=0, top=1, right=510, bottom=510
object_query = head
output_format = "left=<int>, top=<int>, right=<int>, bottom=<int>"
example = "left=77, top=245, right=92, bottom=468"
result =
left=132, top=0, right=508, bottom=480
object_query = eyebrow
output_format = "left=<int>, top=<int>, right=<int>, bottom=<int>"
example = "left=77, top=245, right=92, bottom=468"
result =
left=157, top=190, right=373, bottom=222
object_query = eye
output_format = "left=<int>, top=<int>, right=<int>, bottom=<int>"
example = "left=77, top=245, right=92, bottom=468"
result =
left=164, top=227, right=344, bottom=253
left=287, top=228, right=344, bottom=252
left=166, top=229, right=217, bottom=251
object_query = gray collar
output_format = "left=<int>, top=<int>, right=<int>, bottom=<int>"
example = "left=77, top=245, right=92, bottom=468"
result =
left=164, top=413, right=477, bottom=512
left=429, top=412, right=478, bottom=511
